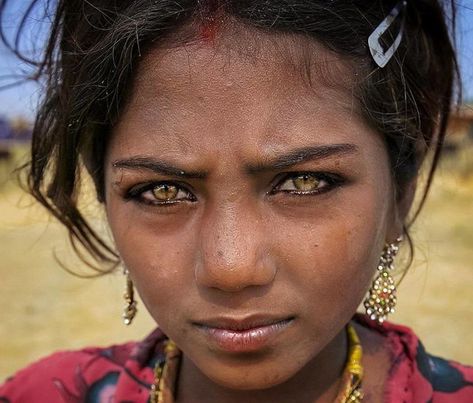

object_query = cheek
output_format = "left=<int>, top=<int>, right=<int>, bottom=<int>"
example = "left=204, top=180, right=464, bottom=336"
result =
left=105, top=200, right=197, bottom=327
left=270, top=184, right=389, bottom=317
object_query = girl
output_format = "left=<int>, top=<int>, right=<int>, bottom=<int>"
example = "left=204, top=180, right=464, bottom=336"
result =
left=1, top=0, right=472, bottom=402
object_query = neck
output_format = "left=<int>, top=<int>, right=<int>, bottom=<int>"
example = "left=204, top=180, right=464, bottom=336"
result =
left=176, top=327, right=348, bottom=403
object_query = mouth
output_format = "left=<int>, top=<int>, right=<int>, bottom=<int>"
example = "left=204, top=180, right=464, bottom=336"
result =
left=193, top=315, right=295, bottom=353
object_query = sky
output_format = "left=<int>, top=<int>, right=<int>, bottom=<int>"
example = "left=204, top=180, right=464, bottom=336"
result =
left=0, top=1, right=473, bottom=119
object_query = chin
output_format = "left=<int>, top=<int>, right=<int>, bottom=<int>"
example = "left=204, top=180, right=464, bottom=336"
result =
left=195, top=353, right=301, bottom=391
left=209, top=369, right=291, bottom=391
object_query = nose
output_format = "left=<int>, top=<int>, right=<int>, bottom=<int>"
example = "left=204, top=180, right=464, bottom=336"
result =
left=196, top=201, right=276, bottom=293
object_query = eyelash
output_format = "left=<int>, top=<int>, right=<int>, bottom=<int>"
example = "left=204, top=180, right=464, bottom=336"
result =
left=125, top=181, right=196, bottom=206
left=270, top=172, right=344, bottom=196
left=125, top=172, right=344, bottom=207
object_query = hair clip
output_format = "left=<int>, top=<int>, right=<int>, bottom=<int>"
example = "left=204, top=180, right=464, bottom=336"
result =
left=368, top=1, right=407, bottom=68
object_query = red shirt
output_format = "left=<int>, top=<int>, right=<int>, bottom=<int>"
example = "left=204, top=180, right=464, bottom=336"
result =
left=1, top=316, right=472, bottom=402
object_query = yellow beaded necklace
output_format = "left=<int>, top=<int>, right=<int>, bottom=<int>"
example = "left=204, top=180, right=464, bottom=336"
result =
left=150, top=324, right=363, bottom=403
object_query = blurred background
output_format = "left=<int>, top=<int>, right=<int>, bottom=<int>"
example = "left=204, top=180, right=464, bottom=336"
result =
left=1, top=1, right=473, bottom=381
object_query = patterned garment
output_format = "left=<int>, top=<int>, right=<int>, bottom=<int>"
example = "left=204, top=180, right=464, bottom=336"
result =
left=1, top=315, right=472, bottom=403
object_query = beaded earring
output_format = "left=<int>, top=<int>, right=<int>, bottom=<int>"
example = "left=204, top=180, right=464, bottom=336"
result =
left=122, top=268, right=138, bottom=325
left=364, top=237, right=403, bottom=324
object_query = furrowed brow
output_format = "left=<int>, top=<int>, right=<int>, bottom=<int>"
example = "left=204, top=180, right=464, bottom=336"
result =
left=246, top=144, right=358, bottom=174
left=112, top=157, right=208, bottom=179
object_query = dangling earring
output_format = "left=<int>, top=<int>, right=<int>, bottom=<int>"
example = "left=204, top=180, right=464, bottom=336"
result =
left=122, top=268, right=137, bottom=325
left=364, top=236, right=403, bottom=324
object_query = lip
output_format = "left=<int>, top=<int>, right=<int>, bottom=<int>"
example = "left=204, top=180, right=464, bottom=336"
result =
left=193, top=315, right=295, bottom=353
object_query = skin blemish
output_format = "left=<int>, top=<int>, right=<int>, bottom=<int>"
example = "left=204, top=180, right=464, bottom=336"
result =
left=111, top=169, right=125, bottom=189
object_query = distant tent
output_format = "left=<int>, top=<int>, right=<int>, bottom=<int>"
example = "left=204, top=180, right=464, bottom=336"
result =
left=0, top=117, right=13, bottom=140
left=0, top=116, right=32, bottom=141
left=10, top=117, right=32, bottom=141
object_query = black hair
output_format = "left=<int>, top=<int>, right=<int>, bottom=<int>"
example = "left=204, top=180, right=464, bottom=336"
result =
left=0, top=0, right=460, bottom=273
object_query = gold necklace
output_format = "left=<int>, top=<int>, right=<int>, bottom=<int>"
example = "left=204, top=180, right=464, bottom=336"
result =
left=150, top=324, right=363, bottom=403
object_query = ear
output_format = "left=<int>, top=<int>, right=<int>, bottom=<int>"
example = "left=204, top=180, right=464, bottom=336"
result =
left=388, top=178, right=417, bottom=241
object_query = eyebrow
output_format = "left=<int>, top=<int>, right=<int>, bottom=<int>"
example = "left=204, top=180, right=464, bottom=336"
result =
left=112, top=157, right=208, bottom=179
left=245, top=143, right=358, bottom=174
left=111, top=143, right=358, bottom=179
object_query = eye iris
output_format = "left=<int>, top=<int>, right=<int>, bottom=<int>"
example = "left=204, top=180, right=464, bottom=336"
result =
left=293, top=174, right=319, bottom=191
left=152, top=184, right=178, bottom=200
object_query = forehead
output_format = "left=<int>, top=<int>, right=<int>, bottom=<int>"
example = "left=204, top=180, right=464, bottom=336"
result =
left=111, top=29, right=377, bottom=160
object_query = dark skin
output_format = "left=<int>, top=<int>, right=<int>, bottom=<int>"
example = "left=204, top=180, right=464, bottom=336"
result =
left=104, top=30, right=411, bottom=403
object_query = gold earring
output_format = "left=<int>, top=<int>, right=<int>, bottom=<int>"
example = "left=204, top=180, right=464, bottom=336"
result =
left=122, top=268, right=137, bottom=325
left=364, top=236, right=403, bottom=324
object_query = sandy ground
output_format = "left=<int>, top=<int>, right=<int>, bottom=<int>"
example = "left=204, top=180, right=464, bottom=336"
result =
left=1, top=152, right=472, bottom=381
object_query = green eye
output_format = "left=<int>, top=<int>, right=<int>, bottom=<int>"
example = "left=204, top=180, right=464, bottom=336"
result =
left=278, top=173, right=324, bottom=192
left=152, top=184, right=179, bottom=201
left=272, top=172, right=344, bottom=196
left=127, top=182, right=195, bottom=205
left=292, top=174, right=321, bottom=191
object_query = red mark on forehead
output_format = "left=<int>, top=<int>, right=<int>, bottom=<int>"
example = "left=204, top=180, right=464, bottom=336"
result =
left=198, top=0, right=222, bottom=43
left=200, top=17, right=219, bottom=42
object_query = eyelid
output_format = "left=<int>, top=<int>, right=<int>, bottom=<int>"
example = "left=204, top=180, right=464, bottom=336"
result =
left=269, top=171, right=344, bottom=195
left=125, top=180, right=196, bottom=204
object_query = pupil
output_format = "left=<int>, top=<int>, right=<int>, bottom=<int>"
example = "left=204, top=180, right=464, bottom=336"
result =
left=294, top=175, right=318, bottom=191
left=153, top=184, right=177, bottom=200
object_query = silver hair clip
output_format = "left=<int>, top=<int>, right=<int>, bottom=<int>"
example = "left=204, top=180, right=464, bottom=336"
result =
left=368, top=1, right=407, bottom=68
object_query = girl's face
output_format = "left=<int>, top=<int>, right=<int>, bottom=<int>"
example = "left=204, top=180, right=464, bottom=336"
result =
left=105, top=35, right=402, bottom=390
